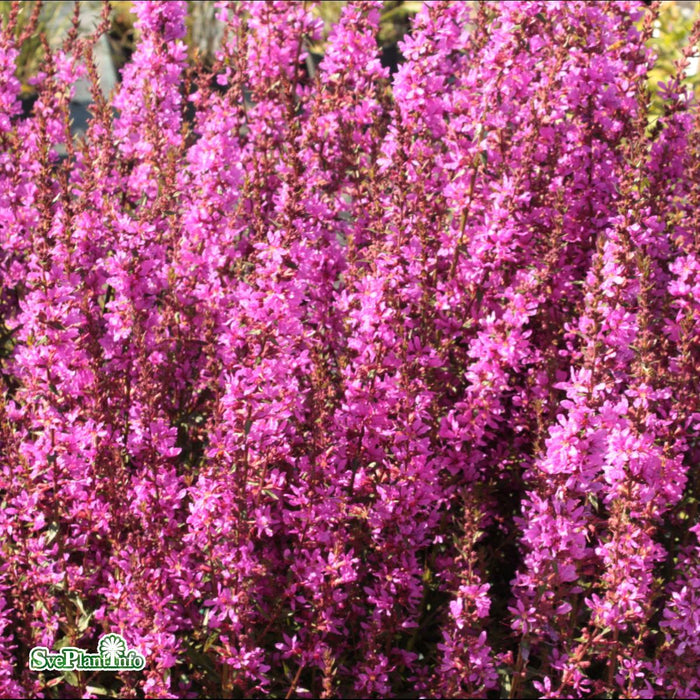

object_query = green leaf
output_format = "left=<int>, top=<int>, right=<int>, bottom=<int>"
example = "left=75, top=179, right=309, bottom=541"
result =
left=203, top=632, right=218, bottom=653
left=45, top=521, right=60, bottom=544
left=62, top=671, right=79, bottom=688
left=77, top=612, right=93, bottom=633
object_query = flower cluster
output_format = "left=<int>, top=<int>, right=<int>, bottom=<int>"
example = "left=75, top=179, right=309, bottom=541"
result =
left=1, top=2, right=699, bottom=698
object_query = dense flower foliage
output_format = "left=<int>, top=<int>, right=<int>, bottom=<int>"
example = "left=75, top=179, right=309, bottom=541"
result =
left=1, top=1, right=699, bottom=697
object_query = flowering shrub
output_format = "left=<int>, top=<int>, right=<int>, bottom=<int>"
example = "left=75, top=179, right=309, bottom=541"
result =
left=1, top=1, right=699, bottom=697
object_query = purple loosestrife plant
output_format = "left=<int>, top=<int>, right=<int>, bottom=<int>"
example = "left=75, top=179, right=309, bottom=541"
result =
left=1, top=1, right=700, bottom=698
